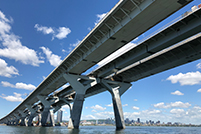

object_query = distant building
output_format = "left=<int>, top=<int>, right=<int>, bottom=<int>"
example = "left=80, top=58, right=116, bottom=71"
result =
left=156, top=121, right=160, bottom=124
left=125, top=118, right=130, bottom=124
left=137, top=118, right=140, bottom=123
left=56, top=110, right=63, bottom=123
left=105, top=118, right=114, bottom=124
left=167, top=122, right=172, bottom=125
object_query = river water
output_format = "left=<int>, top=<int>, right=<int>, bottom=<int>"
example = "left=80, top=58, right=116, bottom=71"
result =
left=0, top=125, right=201, bottom=134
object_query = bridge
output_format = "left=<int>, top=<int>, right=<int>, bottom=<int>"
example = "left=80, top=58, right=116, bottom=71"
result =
left=0, top=0, right=200, bottom=130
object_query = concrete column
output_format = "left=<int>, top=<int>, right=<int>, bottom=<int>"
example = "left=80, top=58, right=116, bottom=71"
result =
left=50, top=110, right=55, bottom=127
left=37, top=95, right=55, bottom=127
left=26, top=105, right=37, bottom=126
left=68, top=94, right=85, bottom=129
left=40, top=108, right=55, bottom=126
left=18, top=110, right=28, bottom=126
left=14, top=114, right=20, bottom=125
left=36, top=114, right=42, bottom=126
left=101, top=80, right=131, bottom=130
left=20, top=117, right=27, bottom=126
left=63, top=73, right=100, bottom=129
left=10, top=116, right=15, bottom=125
left=27, top=114, right=35, bottom=126
left=63, top=73, right=98, bottom=129
left=7, top=119, right=11, bottom=125
left=14, top=119, right=20, bottom=125
left=112, top=90, right=125, bottom=130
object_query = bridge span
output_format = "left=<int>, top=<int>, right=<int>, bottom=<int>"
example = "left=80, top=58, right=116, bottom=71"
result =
left=0, top=0, right=197, bottom=130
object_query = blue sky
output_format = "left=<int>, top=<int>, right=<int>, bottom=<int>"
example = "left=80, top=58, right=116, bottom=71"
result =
left=0, top=0, right=201, bottom=124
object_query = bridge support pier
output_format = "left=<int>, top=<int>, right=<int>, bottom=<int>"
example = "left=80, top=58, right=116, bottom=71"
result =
left=14, top=119, right=19, bottom=125
left=7, top=121, right=11, bottom=125
left=36, top=114, right=42, bottom=126
left=14, top=114, right=20, bottom=125
left=37, top=95, right=55, bottom=127
left=63, top=73, right=99, bottom=129
left=101, top=79, right=131, bottom=130
left=68, top=94, right=85, bottom=129
left=27, top=114, right=35, bottom=126
left=19, top=117, right=27, bottom=126
left=26, top=105, right=37, bottom=126
left=18, top=110, right=28, bottom=126
left=40, top=108, right=55, bottom=126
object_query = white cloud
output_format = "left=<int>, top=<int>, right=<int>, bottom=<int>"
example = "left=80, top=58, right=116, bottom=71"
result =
left=123, top=104, right=128, bottom=107
left=95, top=13, right=107, bottom=26
left=91, top=105, right=106, bottom=111
left=196, top=62, right=201, bottom=69
left=82, top=115, right=96, bottom=120
left=94, top=111, right=113, bottom=119
left=170, top=109, right=185, bottom=114
left=0, top=92, right=24, bottom=102
left=132, top=106, right=139, bottom=110
left=134, top=99, right=138, bottom=101
left=1, top=81, right=36, bottom=90
left=106, top=103, right=113, bottom=107
left=55, top=27, right=71, bottom=40
left=40, top=46, right=62, bottom=67
left=143, top=109, right=161, bottom=114
left=62, top=49, right=67, bottom=53
left=34, top=24, right=54, bottom=35
left=42, top=76, right=46, bottom=80
left=171, top=90, right=184, bottom=96
left=34, top=24, right=71, bottom=40
left=193, top=106, right=201, bottom=110
left=68, top=40, right=81, bottom=53
left=61, top=105, right=70, bottom=111
left=0, top=11, right=11, bottom=23
left=167, top=71, right=201, bottom=85
left=0, top=11, right=44, bottom=66
left=0, top=58, right=19, bottom=77
left=197, top=88, right=201, bottom=92
left=92, top=110, right=97, bottom=112
left=154, top=101, right=191, bottom=109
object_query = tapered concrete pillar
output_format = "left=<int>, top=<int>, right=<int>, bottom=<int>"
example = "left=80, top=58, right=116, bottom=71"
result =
left=101, top=79, right=131, bottom=130
left=40, top=108, right=55, bottom=126
left=7, top=121, right=11, bottom=125
left=63, top=73, right=99, bottom=129
left=112, top=90, right=125, bottom=130
left=37, top=114, right=42, bottom=126
left=41, top=108, right=49, bottom=126
left=27, top=114, right=35, bottom=126
left=7, top=119, right=11, bottom=125
left=68, top=94, right=85, bottom=129
left=18, top=110, right=28, bottom=126
left=50, top=110, right=55, bottom=126
left=14, top=114, right=20, bottom=126
left=14, top=119, right=20, bottom=125
left=37, top=95, right=56, bottom=127
left=26, top=105, right=37, bottom=126
left=20, top=117, right=27, bottom=126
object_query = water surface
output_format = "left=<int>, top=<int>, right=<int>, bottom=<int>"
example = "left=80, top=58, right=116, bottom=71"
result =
left=0, top=125, right=201, bottom=134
